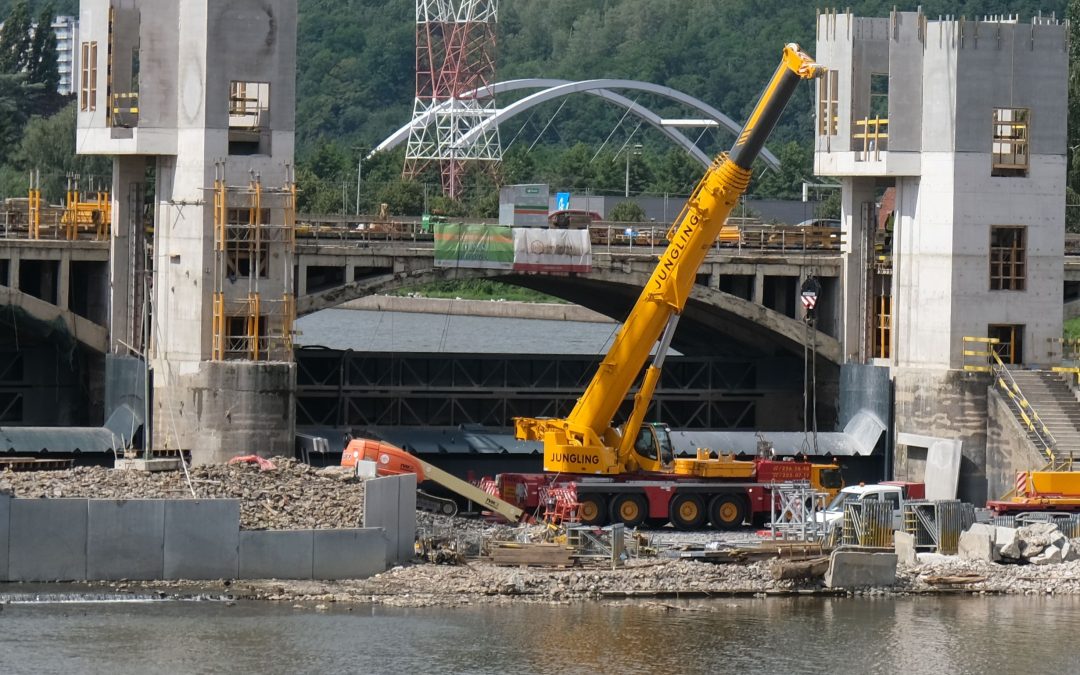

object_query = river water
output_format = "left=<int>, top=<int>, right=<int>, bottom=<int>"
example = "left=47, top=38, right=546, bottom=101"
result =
left=296, top=308, right=620, bottom=354
left=0, top=595, right=1075, bottom=674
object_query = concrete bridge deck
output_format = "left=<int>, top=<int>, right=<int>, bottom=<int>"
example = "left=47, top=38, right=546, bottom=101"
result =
left=2, top=235, right=1078, bottom=365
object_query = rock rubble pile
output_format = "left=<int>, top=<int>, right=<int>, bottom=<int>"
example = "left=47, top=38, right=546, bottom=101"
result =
left=0, top=459, right=365, bottom=531
left=958, top=522, right=1079, bottom=564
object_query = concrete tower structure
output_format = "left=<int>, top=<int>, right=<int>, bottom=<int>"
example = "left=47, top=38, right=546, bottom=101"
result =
left=76, top=0, right=298, bottom=464
left=815, top=10, right=1067, bottom=501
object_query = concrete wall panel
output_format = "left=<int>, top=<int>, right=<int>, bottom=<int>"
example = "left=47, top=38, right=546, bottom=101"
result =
left=839, top=364, right=891, bottom=429
left=887, top=13, right=924, bottom=152
left=239, top=530, right=314, bottom=580
left=395, top=474, right=417, bottom=564
left=893, top=369, right=989, bottom=504
left=364, top=474, right=416, bottom=565
left=163, top=500, right=240, bottom=580
left=9, top=499, right=88, bottom=581
left=985, top=388, right=1048, bottom=500
left=0, top=494, right=9, bottom=582
left=313, top=529, right=386, bottom=580
left=87, top=500, right=165, bottom=581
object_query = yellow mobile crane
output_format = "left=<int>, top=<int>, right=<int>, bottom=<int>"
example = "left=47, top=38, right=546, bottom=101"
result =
left=512, top=44, right=829, bottom=529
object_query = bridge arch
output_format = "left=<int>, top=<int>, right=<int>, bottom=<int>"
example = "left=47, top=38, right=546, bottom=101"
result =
left=374, top=78, right=781, bottom=171
left=297, top=267, right=839, bottom=364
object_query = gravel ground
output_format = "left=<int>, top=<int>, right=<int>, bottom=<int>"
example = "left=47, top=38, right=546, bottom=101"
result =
left=102, top=550, right=1080, bottom=609
left=0, top=459, right=365, bottom=530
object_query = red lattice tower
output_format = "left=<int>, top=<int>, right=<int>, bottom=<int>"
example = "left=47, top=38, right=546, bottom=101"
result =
left=404, top=0, right=501, bottom=199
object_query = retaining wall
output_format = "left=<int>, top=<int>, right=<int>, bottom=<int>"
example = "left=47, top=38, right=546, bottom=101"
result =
left=0, top=474, right=414, bottom=582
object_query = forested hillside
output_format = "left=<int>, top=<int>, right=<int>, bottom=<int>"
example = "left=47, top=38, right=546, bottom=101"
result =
left=0, top=0, right=1071, bottom=216
left=300, top=1, right=1064, bottom=149
left=296, top=0, right=1068, bottom=214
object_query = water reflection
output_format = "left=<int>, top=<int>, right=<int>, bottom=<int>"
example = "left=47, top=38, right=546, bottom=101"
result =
left=0, top=597, right=1077, bottom=674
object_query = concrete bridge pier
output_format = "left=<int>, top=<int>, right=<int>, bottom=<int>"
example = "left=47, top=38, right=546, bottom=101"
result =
left=78, top=0, right=299, bottom=464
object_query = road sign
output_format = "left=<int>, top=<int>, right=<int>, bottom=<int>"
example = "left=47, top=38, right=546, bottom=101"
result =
left=556, top=192, right=570, bottom=211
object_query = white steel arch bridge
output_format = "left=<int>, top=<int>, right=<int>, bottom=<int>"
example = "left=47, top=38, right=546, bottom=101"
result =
left=374, top=78, right=782, bottom=171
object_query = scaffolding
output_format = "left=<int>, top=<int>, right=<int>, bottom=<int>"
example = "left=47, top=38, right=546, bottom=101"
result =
left=62, top=175, right=111, bottom=241
left=27, top=170, right=41, bottom=239
left=210, top=163, right=296, bottom=362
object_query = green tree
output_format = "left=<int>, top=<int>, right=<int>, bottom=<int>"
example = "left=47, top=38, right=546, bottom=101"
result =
left=376, top=179, right=424, bottom=216
left=610, top=200, right=646, bottom=222
left=549, top=142, right=595, bottom=190
left=0, top=71, right=43, bottom=165
left=751, top=141, right=813, bottom=199
left=0, top=101, right=109, bottom=199
left=500, top=145, right=537, bottom=185
left=428, top=193, right=467, bottom=218
left=0, top=0, right=31, bottom=73
left=647, top=148, right=701, bottom=195
left=27, top=3, right=58, bottom=93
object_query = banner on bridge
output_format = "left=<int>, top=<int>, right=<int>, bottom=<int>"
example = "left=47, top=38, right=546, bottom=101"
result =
left=512, top=228, right=591, bottom=273
left=434, top=224, right=515, bottom=270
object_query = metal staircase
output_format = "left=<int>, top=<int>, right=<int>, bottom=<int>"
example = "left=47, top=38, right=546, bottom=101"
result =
left=1005, top=370, right=1080, bottom=461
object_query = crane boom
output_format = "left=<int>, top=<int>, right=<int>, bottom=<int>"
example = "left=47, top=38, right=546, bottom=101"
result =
left=515, top=44, right=824, bottom=476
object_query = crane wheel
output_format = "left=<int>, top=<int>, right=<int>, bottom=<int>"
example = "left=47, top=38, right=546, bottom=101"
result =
left=611, top=494, right=648, bottom=528
left=670, top=494, right=706, bottom=530
left=578, top=494, right=609, bottom=526
left=709, top=495, right=746, bottom=530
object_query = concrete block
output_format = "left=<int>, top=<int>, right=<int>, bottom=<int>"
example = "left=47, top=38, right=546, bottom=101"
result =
left=958, top=529, right=997, bottom=562
left=965, top=523, right=998, bottom=544
left=239, top=530, right=314, bottom=580
left=1000, top=539, right=1022, bottom=559
left=395, top=473, right=417, bottom=565
left=313, top=528, right=386, bottom=580
left=87, top=500, right=165, bottom=580
left=824, top=551, right=897, bottom=589
left=916, top=552, right=951, bottom=565
left=164, top=500, right=239, bottom=580
left=364, top=474, right=416, bottom=565
left=115, top=458, right=182, bottom=472
left=0, top=493, right=9, bottom=582
left=1032, top=544, right=1063, bottom=565
left=1062, top=541, right=1079, bottom=562
left=995, top=526, right=1017, bottom=548
left=894, top=530, right=917, bottom=566
left=9, top=499, right=88, bottom=581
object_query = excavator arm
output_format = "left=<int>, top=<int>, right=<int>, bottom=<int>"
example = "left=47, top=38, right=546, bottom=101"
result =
left=515, top=44, right=825, bottom=475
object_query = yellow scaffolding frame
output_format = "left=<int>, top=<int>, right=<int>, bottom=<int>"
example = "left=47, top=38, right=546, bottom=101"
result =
left=874, top=294, right=891, bottom=359
left=27, top=171, right=41, bottom=240
left=62, top=177, right=111, bottom=241
left=853, top=117, right=888, bottom=161
left=210, top=163, right=296, bottom=363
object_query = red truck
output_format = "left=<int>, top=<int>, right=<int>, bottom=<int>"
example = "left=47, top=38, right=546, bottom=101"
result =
left=495, top=454, right=842, bottom=530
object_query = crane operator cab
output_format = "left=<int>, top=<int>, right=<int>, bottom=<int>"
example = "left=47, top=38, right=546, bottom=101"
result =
left=632, top=422, right=675, bottom=471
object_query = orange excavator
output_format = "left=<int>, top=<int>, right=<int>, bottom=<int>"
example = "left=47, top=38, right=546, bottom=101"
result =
left=341, top=437, right=529, bottom=523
